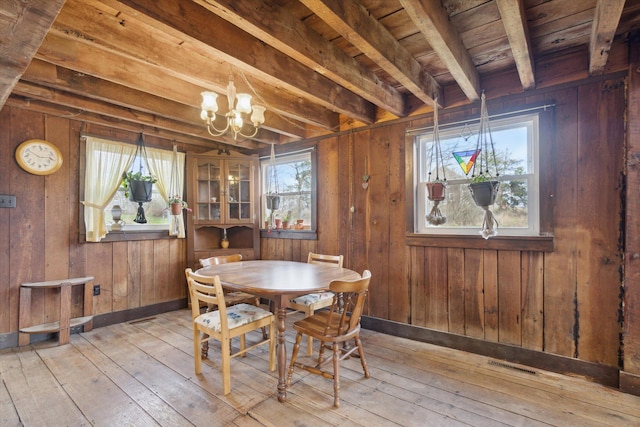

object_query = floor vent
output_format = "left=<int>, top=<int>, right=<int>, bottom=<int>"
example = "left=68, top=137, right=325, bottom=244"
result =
left=129, top=317, right=156, bottom=325
left=488, top=360, right=537, bottom=375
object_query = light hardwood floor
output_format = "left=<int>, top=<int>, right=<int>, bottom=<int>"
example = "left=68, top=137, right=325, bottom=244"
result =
left=2, top=309, right=639, bottom=426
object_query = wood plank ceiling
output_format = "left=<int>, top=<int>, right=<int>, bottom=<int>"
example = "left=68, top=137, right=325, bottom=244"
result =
left=1, top=0, right=638, bottom=150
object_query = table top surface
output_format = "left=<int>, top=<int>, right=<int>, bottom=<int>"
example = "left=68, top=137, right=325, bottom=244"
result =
left=196, top=260, right=360, bottom=296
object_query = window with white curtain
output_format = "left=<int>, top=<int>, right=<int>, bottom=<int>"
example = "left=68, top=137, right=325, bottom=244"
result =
left=82, top=135, right=185, bottom=242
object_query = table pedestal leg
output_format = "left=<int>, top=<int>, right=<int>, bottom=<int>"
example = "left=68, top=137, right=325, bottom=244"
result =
left=276, top=304, right=288, bottom=402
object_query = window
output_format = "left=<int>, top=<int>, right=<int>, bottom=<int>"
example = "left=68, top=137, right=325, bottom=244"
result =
left=106, top=156, right=169, bottom=227
left=414, top=113, right=540, bottom=236
left=82, top=136, right=185, bottom=242
left=260, top=149, right=315, bottom=231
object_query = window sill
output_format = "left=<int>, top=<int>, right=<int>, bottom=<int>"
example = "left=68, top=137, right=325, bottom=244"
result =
left=260, top=229, right=317, bottom=240
left=406, top=233, right=554, bottom=252
left=80, top=230, right=176, bottom=242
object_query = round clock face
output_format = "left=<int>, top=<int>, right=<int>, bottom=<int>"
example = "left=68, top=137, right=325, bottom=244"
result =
left=16, top=139, right=63, bottom=175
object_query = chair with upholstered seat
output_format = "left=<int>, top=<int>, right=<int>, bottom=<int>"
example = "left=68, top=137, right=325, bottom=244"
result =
left=199, top=254, right=262, bottom=308
left=286, top=270, right=371, bottom=407
left=288, top=252, right=344, bottom=355
left=185, top=268, right=275, bottom=395
left=197, top=254, right=267, bottom=355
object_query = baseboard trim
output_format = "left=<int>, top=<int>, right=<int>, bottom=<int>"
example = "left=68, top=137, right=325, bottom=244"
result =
left=620, top=371, right=640, bottom=397
left=0, top=299, right=188, bottom=350
left=361, top=316, right=620, bottom=389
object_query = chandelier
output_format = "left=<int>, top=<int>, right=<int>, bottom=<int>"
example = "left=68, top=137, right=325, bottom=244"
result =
left=200, top=74, right=266, bottom=140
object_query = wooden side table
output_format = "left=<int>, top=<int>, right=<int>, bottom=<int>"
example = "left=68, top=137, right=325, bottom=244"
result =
left=18, top=276, right=95, bottom=346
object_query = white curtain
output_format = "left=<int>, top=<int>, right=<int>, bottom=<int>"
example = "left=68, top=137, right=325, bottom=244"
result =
left=146, top=145, right=186, bottom=238
left=82, top=137, right=136, bottom=242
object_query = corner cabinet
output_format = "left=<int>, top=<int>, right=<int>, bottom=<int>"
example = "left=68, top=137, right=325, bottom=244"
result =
left=186, top=150, right=260, bottom=269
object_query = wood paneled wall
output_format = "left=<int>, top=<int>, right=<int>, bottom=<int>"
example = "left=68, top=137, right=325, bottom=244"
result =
left=261, top=75, right=626, bottom=370
left=0, top=110, right=187, bottom=340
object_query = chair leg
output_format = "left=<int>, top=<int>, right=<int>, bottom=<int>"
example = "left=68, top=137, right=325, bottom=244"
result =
left=355, top=336, right=370, bottom=378
left=194, top=328, right=203, bottom=375
left=306, top=335, right=314, bottom=356
left=221, top=337, right=231, bottom=395
left=286, top=333, right=303, bottom=387
left=256, top=297, right=268, bottom=339
left=332, top=342, right=341, bottom=408
left=240, top=334, right=246, bottom=357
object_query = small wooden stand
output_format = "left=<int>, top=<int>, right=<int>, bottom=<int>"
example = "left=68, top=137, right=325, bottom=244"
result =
left=18, top=276, right=95, bottom=346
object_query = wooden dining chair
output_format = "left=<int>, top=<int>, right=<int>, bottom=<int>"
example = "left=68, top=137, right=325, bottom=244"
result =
left=185, top=268, right=276, bottom=395
left=197, top=254, right=267, bottom=355
left=286, top=270, right=371, bottom=407
left=289, top=252, right=344, bottom=355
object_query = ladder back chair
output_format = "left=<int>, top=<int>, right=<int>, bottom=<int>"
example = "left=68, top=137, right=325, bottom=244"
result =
left=286, top=269, right=371, bottom=407
left=199, top=254, right=267, bottom=351
left=185, top=268, right=276, bottom=395
left=288, top=252, right=344, bottom=355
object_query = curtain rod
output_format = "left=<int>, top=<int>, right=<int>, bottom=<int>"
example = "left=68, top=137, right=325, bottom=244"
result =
left=258, top=146, right=315, bottom=160
left=406, top=103, right=555, bottom=135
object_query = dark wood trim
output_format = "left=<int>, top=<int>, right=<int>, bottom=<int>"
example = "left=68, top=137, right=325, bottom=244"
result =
left=405, top=233, right=554, bottom=251
left=620, top=371, right=640, bottom=397
left=93, top=299, right=187, bottom=328
left=79, top=230, right=178, bottom=242
left=260, top=230, right=318, bottom=240
left=0, top=299, right=187, bottom=350
left=361, top=316, right=620, bottom=389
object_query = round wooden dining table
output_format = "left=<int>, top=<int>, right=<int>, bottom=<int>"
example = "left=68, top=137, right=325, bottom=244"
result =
left=196, top=259, right=360, bottom=402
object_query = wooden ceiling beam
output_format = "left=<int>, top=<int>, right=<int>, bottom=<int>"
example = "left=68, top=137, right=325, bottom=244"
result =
left=35, top=31, right=334, bottom=141
left=106, top=0, right=375, bottom=125
left=400, top=0, right=480, bottom=101
left=22, top=59, right=306, bottom=140
left=51, top=0, right=325, bottom=136
left=496, top=0, right=535, bottom=90
left=589, top=0, right=626, bottom=75
left=300, top=0, right=442, bottom=108
left=195, top=0, right=407, bottom=118
left=0, top=0, right=66, bottom=110
left=12, top=80, right=270, bottom=148
left=6, top=95, right=254, bottom=151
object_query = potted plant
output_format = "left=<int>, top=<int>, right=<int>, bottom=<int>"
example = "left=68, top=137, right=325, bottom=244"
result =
left=266, top=192, right=280, bottom=210
left=425, top=96, right=447, bottom=226
left=167, top=195, right=191, bottom=215
left=282, top=213, right=290, bottom=229
left=122, top=171, right=157, bottom=202
left=426, top=179, right=446, bottom=201
left=122, top=171, right=157, bottom=223
left=468, top=174, right=500, bottom=207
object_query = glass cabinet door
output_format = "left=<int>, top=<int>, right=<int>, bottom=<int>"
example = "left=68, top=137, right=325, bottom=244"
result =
left=196, top=159, right=222, bottom=222
left=226, top=159, right=252, bottom=222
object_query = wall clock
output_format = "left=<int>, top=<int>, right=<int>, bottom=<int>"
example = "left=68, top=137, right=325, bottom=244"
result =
left=15, top=139, right=63, bottom=175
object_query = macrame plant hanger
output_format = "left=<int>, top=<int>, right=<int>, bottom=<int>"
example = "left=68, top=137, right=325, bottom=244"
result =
left=426, top=96, right=447, bottom=225
left=266, top=143, right=280, bottom=229
left=131, top=133, right=152, bottom=224
left=469, top=92, right=500, bottom=239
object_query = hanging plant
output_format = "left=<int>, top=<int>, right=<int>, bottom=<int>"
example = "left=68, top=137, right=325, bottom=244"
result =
left=266, top=143, right=280, bottom=228
left=122, top=133, right=157, bottom=223
left=425, top=96, right=447, bottom=226
left=468, top=92, right=500, bottom=239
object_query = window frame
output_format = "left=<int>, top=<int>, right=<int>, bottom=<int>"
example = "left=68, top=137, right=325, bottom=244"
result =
left=259, top=147, right=317, bottom=239
left=405, top=103, right=555, bottom=252
left=414, top=113, right=541, bottom=236
left=79, top=135, right=184, bottom=243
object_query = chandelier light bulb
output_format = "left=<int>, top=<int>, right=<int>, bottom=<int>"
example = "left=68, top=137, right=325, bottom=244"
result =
left=251, top=104, right=266, bottom=125
left=235, top=93, right=252, bottom=114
